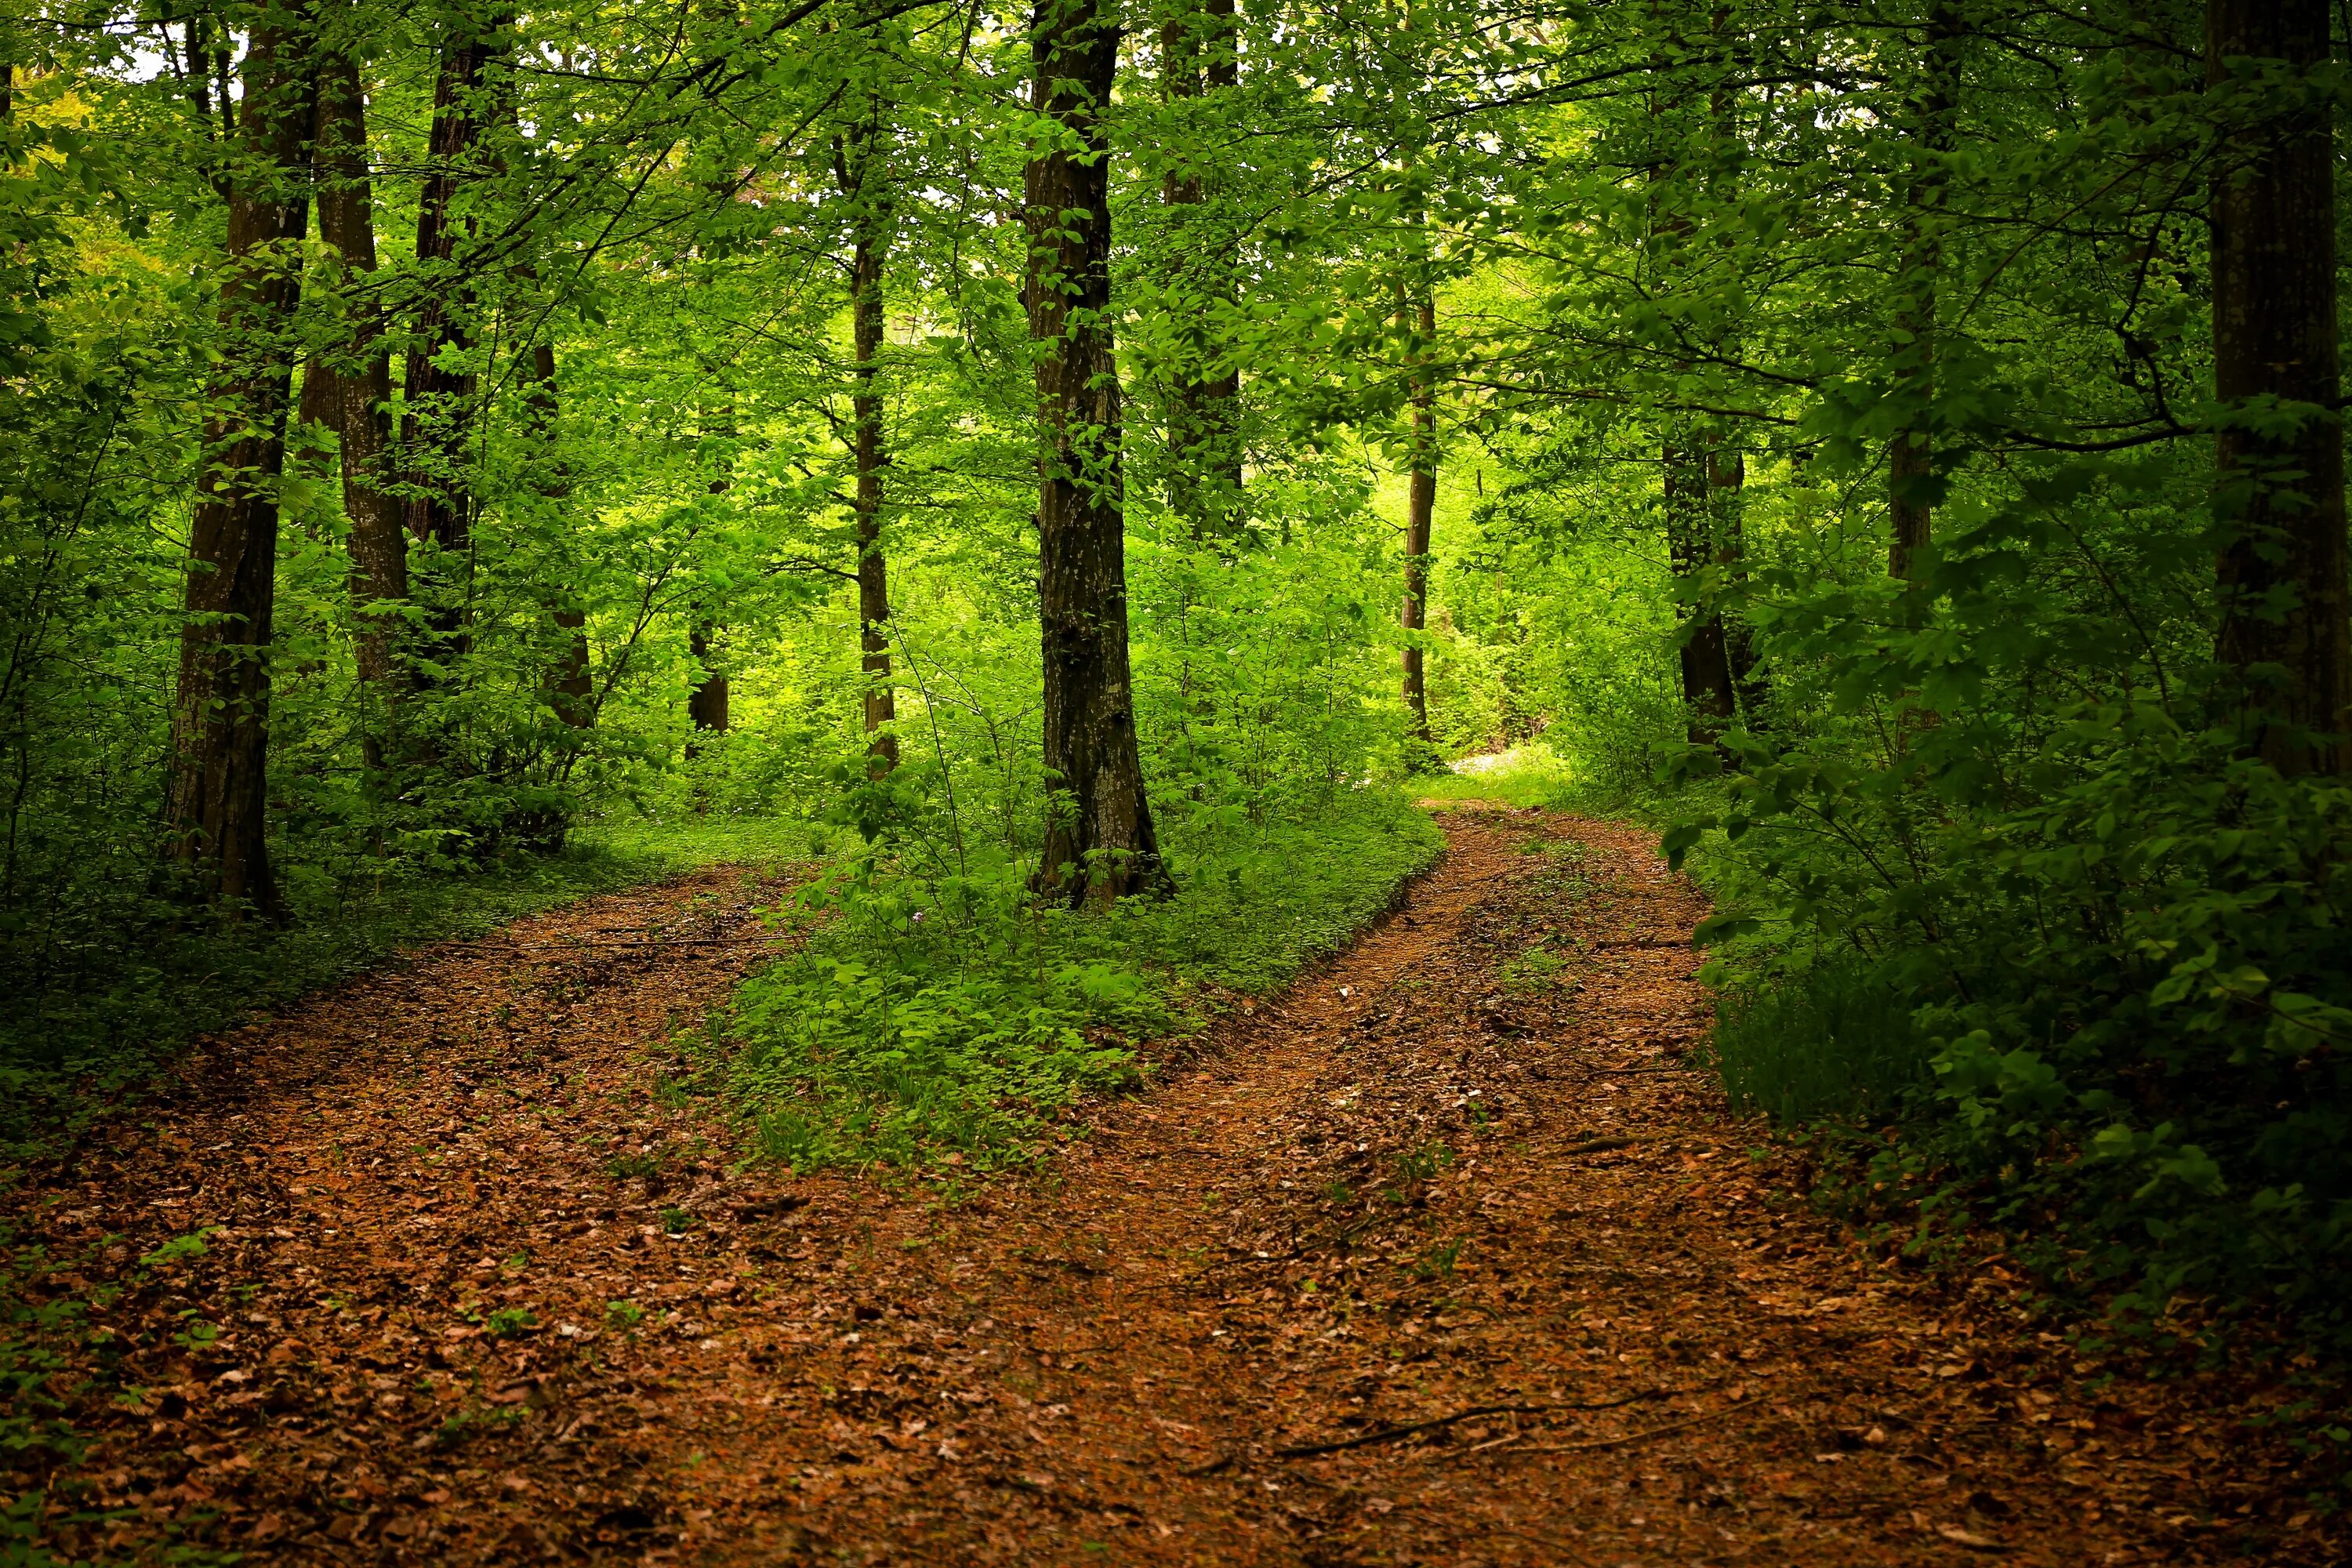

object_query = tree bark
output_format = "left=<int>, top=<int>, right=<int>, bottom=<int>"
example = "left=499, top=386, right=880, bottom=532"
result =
left=1710, top=441, right=1764, bottom=724
left=1160, top=0, right=1243, bottom=540
left=1663, top=433, right=1736, bottom=746
left=401, top=13, right=505, bottom=652
left=687, top=403, right=733, bottom=753
left=1400, top=290, right=1436, bottom=746
left=839, top=111, right=898, bottom=772
left=306, top=46, right=405, bottom=771
left=2208, top=0, right=2349, bottom=774
left=1027, top=0, right=1169, bottom=906
left=1887, top=0, right=1957, bottom=585
left=517, top=341, right=593, bottom=729
left=686, top=623, right=729, bottom=739
left=166, top=13, right=316, bottom=916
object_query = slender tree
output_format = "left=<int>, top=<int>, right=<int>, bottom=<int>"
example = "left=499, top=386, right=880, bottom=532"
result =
left=1160, top=0, right=1243, bottom=539
left=1887, top=0, right=1958, bottom=586
left=687, top=402, right=734, bottom=752
left=166, top=9, right=317, bottom=915
left=1026, top=0, right=1168, bottom=905
left=304, top=41, right=405, bottom=771
left=837, top=103, right=898, bottom=771
left=1399, top=288, right=1435, bottom=746
left=401, top=5, right=506, bottom=653
left=517, top=341, right=593, bottom=730
left=2207, top=0, right=2348, bottom=773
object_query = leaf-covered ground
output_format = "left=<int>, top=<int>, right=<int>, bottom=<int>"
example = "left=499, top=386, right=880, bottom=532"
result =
left=5, top=813, right=2340, bottom=1565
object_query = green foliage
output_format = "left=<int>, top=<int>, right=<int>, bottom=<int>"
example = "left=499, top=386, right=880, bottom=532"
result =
left=725, top=788, right=1442, bottom=1172
left=1709, top=954, right=1933, bottom=1125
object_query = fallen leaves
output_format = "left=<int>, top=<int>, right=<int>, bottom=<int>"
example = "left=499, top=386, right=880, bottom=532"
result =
left=2, top=824, right=2340, bottom=1566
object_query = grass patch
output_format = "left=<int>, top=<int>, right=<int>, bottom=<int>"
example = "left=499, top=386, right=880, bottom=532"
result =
left=1709, top=953, right=1932, bottom=1124
left=1410, top=742, right=1584, bottom=811
left=0, top=811, right=820, bottom=1159
left=722, top=789, right=1445, bottom=1174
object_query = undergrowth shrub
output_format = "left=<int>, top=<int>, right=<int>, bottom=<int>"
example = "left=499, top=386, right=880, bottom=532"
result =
left=1710, top=953, right=1931, bottom=1124
left=1680, top=706, right=2352, bottom=1342
left=721, top=784, right=1443, bottom=1172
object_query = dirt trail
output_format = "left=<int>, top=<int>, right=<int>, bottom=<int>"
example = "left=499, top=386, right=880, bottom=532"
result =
left=8, top=814, right=2334, bottom=1566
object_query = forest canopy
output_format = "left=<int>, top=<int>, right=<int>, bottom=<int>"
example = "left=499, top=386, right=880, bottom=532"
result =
left=2, top=0, right=2350, bottom=1338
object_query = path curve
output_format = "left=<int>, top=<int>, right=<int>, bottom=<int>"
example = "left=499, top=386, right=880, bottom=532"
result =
left=5, top=815, right=2332, bottom=1566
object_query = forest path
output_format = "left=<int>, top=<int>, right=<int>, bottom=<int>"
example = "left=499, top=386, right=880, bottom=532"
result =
left=11, top=815, right=2313, bottom=1566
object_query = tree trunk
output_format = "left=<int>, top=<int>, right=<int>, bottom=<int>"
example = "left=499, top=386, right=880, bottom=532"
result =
left=1887, top=0, right=1957, bottom=585
left=401, top=16, right=503, bottom=652
left=1664, top=429, right=1736, bottom=746
left=2208, top=0, right=2349, bottom=774
left=517, top=341, right=593, bottom=729
left=840, top=111, right=898, bottom=772
left=1027, top=0, right=1168, bottom=906
left=1400, top=290, right=1436, bottom=746
left=687, top=404, right=733, bottom=754
left=1160, top=0, right=1243, bottom=540
left=307, top=46, right=405, bottom=772
left=166, top=13, right=315, bottom=916
left=1710, top=441, right=1764, bottom=724
left=687, top=623, right=728, bottom=739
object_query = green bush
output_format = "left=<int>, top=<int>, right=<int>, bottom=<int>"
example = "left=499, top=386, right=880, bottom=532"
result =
left=722, top=786, right=1443, bottom=1172
left=1711, top=953, right=1932, bottom=1125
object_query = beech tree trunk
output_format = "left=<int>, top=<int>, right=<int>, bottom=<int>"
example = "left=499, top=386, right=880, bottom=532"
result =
left=1027, top=0, right=1168, bottom=906
left=166, top=14, right=315, bottom=916
left=1664, top=430, right=1737, bottom=746
left=401, top=15, right=503, bottom=652
left=1887, top=0, right=1957, bottom=585
left=1400, top=290, right=1436, bottom=746
left=517, top=341, right=593, bottom=730
left=839, top=111, right=898, bottom=771
left=306, top=47, right=405, bottom=771
left=686, top=623, right=728, bottom=739
left=1160, top=0, right=1243, bottom=539
left=687, top=403, right=733, bottom=753
left=1710, top=442, right=1764, bottom=723
left=2208, top=0, right=2350, bottom=774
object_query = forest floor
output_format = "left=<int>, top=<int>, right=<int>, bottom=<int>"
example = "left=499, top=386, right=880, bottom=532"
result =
left=7, top=811, right=2342, bottom=1566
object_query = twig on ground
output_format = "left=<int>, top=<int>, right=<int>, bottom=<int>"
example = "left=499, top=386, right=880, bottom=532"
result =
left=1273, top=1392, right=1653, bottom=1460
left=1508, top=1395, right=1769, bottom=1455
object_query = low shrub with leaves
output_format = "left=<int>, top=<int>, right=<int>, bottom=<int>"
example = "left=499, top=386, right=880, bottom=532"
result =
left=1682, top=702, right=2352, bottom=1342
left=723, top=779, right=1442, bottom=1172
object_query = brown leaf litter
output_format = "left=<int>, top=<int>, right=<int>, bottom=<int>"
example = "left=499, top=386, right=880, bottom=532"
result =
left=2, top=817, right=2341, bottom=1565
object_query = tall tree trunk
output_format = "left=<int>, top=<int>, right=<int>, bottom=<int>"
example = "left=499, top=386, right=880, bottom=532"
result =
left=839, top=111, right=898, bottom=772
left=685, top=624, right=729, bottom=737
left=1400, top=289, right=1436, bottom=746
left=1027, top=0, right=1168, bottom=906
left=166, top=13, right=316, bottom=916
left=2208, top=0, right=2348, bottom=775
left=1710, top=442, right=1764, bottom=724
left=306, top=45, right=405, bottom=773
left=517, top=341, right=593, bottom=730
left=687, top=404, right=733, bottom=755
left=401, top=14, right=503, bottom=654
left=1887, top=0, right=1957, bottom=585
left=1160, top=0, right=1243, bottom=540
left=1664, top=427, right=1736, bottom=746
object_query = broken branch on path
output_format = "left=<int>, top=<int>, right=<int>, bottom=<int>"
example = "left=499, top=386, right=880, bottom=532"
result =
left=1272, top=1391, right=1656, bottom=1459
left=1504, top=1395, right=1770, bottom=1456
